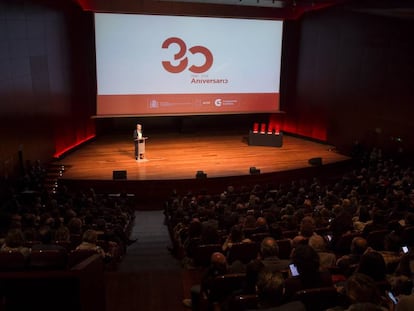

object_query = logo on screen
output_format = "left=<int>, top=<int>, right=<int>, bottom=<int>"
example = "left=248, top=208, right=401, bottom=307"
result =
left=162, top=37, right=213, bottom=74
left=214, top=99, right=222, bottom=107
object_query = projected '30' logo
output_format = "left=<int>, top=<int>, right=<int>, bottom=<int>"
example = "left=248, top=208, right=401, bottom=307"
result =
left=162, top=37, right=213, bottom=74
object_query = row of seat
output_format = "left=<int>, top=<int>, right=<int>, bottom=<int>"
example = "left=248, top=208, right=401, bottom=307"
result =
left=191, top=239, right=292, bottom=267
left=0, top=249, right=101, bottom=271
left=199, top=272, right=345, bottom=311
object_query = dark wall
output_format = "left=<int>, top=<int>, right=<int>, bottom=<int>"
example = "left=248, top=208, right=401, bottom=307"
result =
left=289, top=6, right=414, bottom=155
left=0, top=0, right=95, bottom=177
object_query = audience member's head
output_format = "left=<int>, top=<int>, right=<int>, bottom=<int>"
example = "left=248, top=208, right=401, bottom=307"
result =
left=299, top=216, right=315, bottom=238
left=210, top=252, right=228, bottom=274
left=260, top=237, right=279, bottom=259
left=228, top=224, right=244, bottom=242
left=345, top=273, right=382, bottom=306
left=351, top=237, right=368, bottom=256
left=38, top=225, right=53, bottom=244
left=55, top=225, right=71, bottom=242
left=308, top=234, right=327, bottom=253
left=356, top=251, right=387, bottom=282
left=67, top=217, right=83, bottom=234
left=256, top=217, right=268, bottom=228
left=4, top=228, right=26, bottom=248
left=82, top=229, right=98, bottom=244
left=256, top=270, right=285, bottom=308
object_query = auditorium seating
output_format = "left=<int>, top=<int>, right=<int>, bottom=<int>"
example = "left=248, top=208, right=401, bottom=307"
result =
left=293, top=287, right=342, bottom=311
left=0, top=254, right=105, bottom=311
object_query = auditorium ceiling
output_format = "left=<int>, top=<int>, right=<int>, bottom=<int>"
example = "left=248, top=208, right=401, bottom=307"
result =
left=71, top=0, right=352, bottom=20
left=71, top=0, right=414, bottom=20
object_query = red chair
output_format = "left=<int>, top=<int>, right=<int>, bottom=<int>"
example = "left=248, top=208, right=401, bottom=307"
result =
left=193, top=244, right=222, bottom=267
left=0, top=251, right=27, bottom=271
left=229, top=294, right=259, bottom=311
left=293, top=287, right=341, bottom=311
left=260, top=123, right=266, bottom=134
left=267, top=123, right=273, bottom=134
left=252, top=123, right=259, bottom=133
left=68, top=249, right=100, bottom=268
left=227, top=242, right=259, bottom=264
left=276, top=239, right=292, bottom=260
left=30, top=249, right=68, bottom=270
left=201, top=273, right=247, bottom=308
left=250, top=232, right=271, bottom=244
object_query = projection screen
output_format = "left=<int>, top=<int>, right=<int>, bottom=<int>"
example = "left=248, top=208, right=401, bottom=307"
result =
left=94, top=13, right=283, bottom=117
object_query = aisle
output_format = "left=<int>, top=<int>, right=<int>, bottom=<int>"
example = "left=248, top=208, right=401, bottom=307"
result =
left=117, top=210, right=181, bottom=272
left=105, top=210, right=188, bottom=311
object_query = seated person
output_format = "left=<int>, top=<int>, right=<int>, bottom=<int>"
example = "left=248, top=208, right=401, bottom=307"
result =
left=291, top=216, right=318, bottom=248
left=327, top=273, right=386, bottom=311
left=75, top=229, right=107, bottom=259
left=308, top=234, right=337, bottom=270
left=355, top=250, right=387, bottom=283
left=183, top=252, right=233, bottom=309
left=284, top=244, right=333, bottom=300
left=31, top=225, right=66, bottom=251
left=253, top=269, right=306, bottom=311
left=379, top=231, right=403, bottom=273
left=258, top=237, right=291, bottom=273
left=336, top=237, right=368, bottom=276
left=0, top=228, right=31, bottom=258
left=222, top=224, right=252, bottom=253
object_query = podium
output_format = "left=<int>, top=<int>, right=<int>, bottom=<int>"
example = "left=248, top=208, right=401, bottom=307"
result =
left=135, top=137, right=148, bottom=159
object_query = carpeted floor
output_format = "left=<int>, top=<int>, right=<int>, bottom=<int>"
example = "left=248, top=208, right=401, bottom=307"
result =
left=105, top=210, right=190, bottom=311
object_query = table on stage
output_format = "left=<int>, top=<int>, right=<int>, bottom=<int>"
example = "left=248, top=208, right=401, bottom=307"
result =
left=248, top=131, right=283, bottom=147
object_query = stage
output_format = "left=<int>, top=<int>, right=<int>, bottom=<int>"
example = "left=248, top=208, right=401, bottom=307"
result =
left=54, top=131, right=351, bottom=208
left=55, top=131, right=350, bottom=181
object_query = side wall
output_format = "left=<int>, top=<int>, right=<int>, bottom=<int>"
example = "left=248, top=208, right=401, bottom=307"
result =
left=287, top=7, right=414, bottom=155
left=0, top=0, right=95, bottom=177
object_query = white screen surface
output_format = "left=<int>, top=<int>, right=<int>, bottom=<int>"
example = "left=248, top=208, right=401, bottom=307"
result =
left=95, top=13, right=283, bottom=116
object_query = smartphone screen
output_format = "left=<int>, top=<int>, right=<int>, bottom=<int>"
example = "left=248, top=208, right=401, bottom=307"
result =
left=387, top=291, right=398, bottom=304
left=402, top=246, right=409, bottom=254
left=289, top=264, right=299, bottom=277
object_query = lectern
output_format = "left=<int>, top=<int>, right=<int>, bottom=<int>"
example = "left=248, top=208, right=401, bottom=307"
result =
left=134, top=137, right=148, bottom=160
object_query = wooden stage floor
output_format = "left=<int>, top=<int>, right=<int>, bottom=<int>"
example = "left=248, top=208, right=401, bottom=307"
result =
left=55, top=132, right=350, bottom=181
